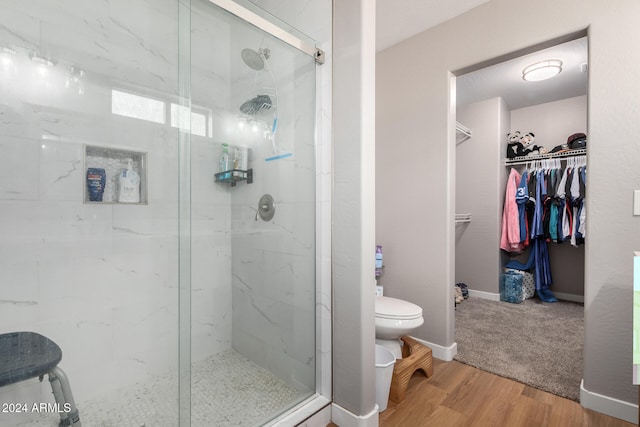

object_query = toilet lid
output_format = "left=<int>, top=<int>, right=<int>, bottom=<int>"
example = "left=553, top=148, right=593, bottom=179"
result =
left=375, top=296, right=423, bottom=320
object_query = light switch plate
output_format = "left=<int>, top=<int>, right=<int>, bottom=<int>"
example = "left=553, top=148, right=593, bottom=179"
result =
left=634, top=190, right=640, bottom=216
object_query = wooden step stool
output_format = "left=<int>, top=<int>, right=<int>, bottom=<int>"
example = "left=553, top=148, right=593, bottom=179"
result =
left=389, top=335, right=433, bottom=403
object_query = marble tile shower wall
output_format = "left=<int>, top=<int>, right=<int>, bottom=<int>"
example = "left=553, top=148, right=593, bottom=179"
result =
left=0, top=0, right=231, bottom=409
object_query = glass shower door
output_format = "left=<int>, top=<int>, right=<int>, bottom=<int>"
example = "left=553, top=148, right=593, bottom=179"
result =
left=0, top=1, right=183, bottom=426
left=185, top=1, right=318, bottom=425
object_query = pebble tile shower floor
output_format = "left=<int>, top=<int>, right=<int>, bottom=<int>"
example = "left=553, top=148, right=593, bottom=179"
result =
left=17, top=350, right=303, bottom=427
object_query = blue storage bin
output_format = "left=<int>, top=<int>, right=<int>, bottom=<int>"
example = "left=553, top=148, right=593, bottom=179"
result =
left=500, top=271, right=524, bottom=304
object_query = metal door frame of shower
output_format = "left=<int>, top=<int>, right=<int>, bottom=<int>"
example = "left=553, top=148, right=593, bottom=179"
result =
left=207, top=0, right=325, bottom=64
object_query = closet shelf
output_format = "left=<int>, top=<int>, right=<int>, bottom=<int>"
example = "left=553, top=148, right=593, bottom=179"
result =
left=456, top=122, right=472, bottom=145
left=455, top=213, right=472, bottom=224
left=504, top=148, right=586, bottom=166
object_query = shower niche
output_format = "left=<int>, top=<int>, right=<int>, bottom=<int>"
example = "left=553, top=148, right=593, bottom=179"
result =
left=84, top=145, right=148, bottom=204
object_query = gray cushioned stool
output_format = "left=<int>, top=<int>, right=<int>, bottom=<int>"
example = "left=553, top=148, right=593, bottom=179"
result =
left=0, top=332, right=81, bottom=426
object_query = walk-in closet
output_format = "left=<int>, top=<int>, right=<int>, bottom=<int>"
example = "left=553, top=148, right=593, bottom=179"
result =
left=455, top=35, right=588, bottom=302
left=453, top=35, right=588, bottom=400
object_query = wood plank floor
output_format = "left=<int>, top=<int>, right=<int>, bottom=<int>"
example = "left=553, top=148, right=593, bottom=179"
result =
left=329, top=358, right=636, bottom=427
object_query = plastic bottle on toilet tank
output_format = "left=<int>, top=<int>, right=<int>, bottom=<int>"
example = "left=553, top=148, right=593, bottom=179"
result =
left=375, top=245, right=383, bottom=277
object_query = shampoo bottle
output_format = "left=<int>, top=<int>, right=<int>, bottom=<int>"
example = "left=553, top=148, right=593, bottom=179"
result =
left=219, top=143, right=231, bottom=179
left=232, top=147, right=240, bottom=177
left=233, top=146, right=248, bottom=178
left=117, top=158, right=140, bottom=203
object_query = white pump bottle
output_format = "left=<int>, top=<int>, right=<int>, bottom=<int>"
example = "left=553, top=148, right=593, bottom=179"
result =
left=117, top=158, right=140, bottom=203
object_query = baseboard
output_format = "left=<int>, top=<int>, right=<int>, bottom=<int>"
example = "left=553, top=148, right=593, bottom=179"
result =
left=553, top=292, right=584, bottom=303
left=467, top=289, right=584, bottom=304
left=271, top=394, right=331, bottom=426
left=468, top=289, right=500, bottom=301
left=297, top=404, right=332, bottom=427
left=331, top=403, right=379, bottom=427
left=410, top=336, right=457, bottom=361
left=580, top=379, right=638, bottom=424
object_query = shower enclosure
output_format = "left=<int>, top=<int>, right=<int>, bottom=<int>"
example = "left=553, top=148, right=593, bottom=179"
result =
left=0, top=0, right=327, bottom=426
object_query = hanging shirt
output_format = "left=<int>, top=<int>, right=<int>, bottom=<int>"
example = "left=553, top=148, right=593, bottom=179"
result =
left=570, top=165, right=581, bottom=203
left=501, top=168, right=524, bottom=252
left=516, top=170, right=529, bottom=243
left=556, top=166, right=568, bottom=200
left=579, top=167, right=587, bottom=239
left=549, top=202, right=559, bottom=241
left=578, top=203, right=586, bottom=238
left=570, top=203, right=579, bottom=247
left=548, top=168, right=559, bottom=241
left=562, top=168, right=573, bottom=240
left=530, top=169, right=545, bottom=239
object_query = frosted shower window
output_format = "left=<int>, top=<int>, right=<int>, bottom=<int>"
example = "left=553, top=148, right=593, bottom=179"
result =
left=111, top=89, right=165, bottom=124
left=170, top=103, right=208, bottom=137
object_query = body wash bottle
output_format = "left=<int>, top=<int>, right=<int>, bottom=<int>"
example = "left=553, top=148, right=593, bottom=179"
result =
left=117, top=158, right=140, bottom=203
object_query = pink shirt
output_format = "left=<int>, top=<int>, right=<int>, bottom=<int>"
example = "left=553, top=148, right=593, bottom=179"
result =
left=500, top=168, right=524, bottom=253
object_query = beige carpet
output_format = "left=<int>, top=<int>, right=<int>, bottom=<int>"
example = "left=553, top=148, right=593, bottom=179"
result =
left=454, top=296, right=584, bottom=401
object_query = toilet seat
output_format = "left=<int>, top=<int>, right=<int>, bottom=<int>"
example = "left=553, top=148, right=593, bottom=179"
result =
left=375, top=296, right=422, bottom=321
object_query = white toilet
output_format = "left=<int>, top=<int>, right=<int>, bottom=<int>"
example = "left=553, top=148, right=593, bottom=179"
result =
left=375, top=295, right=424, bottom=359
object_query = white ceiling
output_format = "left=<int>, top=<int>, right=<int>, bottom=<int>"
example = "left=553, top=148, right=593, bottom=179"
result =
left=456, top=37, right=588, bottom=109
left=376, top=0, right=491, bottom=52
left=376, top=1, right=588, bottom=110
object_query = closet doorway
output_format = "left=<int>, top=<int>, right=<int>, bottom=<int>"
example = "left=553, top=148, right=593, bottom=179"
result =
left=453, top=34, right=588, bottom=401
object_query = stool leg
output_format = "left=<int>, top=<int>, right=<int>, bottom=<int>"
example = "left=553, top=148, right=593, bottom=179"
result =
left=49, top=376, right=70, bottom=426
left=49, top=367, right=81, bottom=427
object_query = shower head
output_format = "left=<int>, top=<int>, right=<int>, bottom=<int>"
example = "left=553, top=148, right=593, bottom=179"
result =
left=241, top=48, right=270, bottom=70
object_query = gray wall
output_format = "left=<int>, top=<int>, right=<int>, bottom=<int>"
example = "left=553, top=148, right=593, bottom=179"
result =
left=332, top=0, right=377, bottom=419
left=456, top=97, right=508, bottom=295
left=377, top=0, right=640, bottom=410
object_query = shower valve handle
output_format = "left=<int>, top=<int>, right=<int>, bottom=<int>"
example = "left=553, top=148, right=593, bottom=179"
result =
left=255, top=194, right=275, bottom=222
left=255, top=204, right=269, bottom=221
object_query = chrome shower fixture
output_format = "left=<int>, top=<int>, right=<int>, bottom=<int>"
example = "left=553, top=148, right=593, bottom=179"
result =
left=241, top=47, right=270, bottom=70
left=240, top=94, right=273, bottom=115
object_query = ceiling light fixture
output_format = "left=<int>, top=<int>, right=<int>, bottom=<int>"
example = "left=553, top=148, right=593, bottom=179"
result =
left=0, top=46, right=16, bottom=68
left=29, top=51, right=56, bottom=68
left=0, top=46, right=16, bottom=57
left=65, top=66, right=86, bottom=95
left=522, top=59, right=562, bottom=82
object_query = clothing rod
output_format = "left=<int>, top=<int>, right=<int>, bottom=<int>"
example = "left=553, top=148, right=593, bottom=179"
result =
left=504, top=150, right=586, bottom=166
